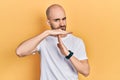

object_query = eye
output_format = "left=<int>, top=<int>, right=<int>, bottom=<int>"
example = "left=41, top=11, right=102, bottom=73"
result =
left=62, top=17, right=66, bottom=20
left=54, top=19, right=60, bottom=22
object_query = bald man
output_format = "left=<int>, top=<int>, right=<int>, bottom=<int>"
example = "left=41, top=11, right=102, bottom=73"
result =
left=16, top=4, right=90, bottom=80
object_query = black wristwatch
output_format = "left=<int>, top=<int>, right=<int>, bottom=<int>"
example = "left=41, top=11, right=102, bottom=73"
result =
left=65, top=50, right=74, bottom=59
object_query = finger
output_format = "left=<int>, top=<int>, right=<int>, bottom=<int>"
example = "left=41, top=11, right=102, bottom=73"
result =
left=57, top=43, right=60, bottom=48
left=66, top=32, right=72, bottom=34
left=57, top=43, right=63, bottom=49
left=57, top=35, right=62, bottom=44
left=60, top=30, right=72, bottom=35
left=57, top=35, right=60, bottom=42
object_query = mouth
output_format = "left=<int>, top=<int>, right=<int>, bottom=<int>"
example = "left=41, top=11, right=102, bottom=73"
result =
left=52, top=26, right=66, bottom=30
left=59, top=26, right=66, bottom=30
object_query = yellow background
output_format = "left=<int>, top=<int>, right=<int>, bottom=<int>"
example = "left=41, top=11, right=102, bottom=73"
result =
left=0, top=0, right=120, bottom=80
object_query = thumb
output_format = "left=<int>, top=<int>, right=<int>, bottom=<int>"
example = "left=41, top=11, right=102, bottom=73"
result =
left=57, top=43, right=60, bottom=48
left=67, top=32, right=73, bottom=34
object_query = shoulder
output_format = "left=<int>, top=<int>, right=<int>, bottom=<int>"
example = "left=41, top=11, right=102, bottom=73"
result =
left=69, top=34, right=84, bottom=43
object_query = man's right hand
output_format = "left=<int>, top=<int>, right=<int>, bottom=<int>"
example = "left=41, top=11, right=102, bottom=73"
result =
left=16, top=29, right=72, bottom=57
left=46, top=29, right=72, bottom=36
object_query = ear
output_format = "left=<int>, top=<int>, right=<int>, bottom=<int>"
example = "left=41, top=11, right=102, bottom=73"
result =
left=46, top=19, right=50, bottom=26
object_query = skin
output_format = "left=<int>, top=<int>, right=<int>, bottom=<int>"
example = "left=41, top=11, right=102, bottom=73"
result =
left=46, top=5, right=67, bottom=31
left=16, top=4, right=90, bottom=77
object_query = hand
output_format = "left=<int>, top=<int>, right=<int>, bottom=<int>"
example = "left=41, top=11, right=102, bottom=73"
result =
left=47, top=29, right=72, bottom=36
left=57, top=35, right=69, bottom=56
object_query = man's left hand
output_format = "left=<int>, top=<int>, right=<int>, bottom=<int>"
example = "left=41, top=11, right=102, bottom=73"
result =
left=57, top=35, right=69, bottom=56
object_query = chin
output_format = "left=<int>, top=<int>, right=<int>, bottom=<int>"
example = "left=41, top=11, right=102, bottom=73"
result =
left=63, top=29, right=66, bottom=31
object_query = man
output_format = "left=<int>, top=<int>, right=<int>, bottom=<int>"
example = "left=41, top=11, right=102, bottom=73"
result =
left=16, top=4, right=90, bottom=80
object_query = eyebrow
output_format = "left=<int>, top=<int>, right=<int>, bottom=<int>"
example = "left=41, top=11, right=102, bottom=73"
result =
left=62, top=17, right=66, bottom=20
left=53, top=17, right=66, bottom=21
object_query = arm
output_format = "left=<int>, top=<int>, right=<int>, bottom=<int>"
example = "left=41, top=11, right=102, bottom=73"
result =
left=69, top=56, right=90, bottom=77
left=16, top=29, right=71, bottom=57
left=57, top=35, right=90, bottom=77
left=16, top=30, right=49, bottom=57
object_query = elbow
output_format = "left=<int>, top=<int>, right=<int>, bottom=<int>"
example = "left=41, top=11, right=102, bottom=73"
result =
left=78, top=68, right=90, bottom=77
left=16, top=48, right=24, bottom=57
left=82, top=68, right=90, bottom=77
left=83, top=71, right=89, bottom=77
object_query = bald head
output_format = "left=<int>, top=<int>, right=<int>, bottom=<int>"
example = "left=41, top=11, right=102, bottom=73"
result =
left=46, top=4, right=67, bottom=31
left=46, top=4, right=65, bottom=19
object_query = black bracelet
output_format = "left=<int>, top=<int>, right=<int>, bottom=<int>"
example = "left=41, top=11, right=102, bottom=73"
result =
left=65, top=50, right=73, bottom=59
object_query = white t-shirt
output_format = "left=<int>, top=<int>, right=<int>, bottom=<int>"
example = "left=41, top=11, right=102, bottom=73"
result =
left=36, top=34, right=88, bottom=80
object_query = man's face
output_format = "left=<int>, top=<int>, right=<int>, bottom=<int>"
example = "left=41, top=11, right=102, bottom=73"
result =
left=47, top=7, right=66, bottom=31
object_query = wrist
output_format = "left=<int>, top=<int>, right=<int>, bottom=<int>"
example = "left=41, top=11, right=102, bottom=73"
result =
left=65, top=50, right=74, bottom=59
left=63, top=50, right=69, bottom=56
left=44, top=30, right=51, bottom=36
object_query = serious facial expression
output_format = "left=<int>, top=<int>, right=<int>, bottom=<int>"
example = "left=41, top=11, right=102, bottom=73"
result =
left=47, top=7, right=66, bottom=31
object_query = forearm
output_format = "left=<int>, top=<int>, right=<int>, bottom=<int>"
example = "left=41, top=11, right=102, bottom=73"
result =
left=16, top=30, right=49, bottom=57
left=57, top=35, right=90, bottom=76
left=69, top=56, right=90, bottom=77
left=60, top=49, right=90, bottom=77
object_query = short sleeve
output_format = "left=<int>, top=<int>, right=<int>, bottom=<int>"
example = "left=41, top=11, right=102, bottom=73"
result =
left=36, top=39, right=46, bottom=52
left=32, top=41, right=43, bottom=55
left=36, top=42, right=41, bottom=52
left=73, top=39, right=88, bottom=60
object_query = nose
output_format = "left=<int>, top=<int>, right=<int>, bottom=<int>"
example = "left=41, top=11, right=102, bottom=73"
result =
left=60, top=20, right=64, bottom=26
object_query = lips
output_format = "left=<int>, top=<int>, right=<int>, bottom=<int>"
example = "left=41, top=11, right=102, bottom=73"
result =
left=59, top=26, right=66, bottom=30
left=53, top=26, right=66, bottom=30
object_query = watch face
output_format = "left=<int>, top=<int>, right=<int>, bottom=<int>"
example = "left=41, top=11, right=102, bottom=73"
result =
left=65, top=50, right=73, bottom=59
